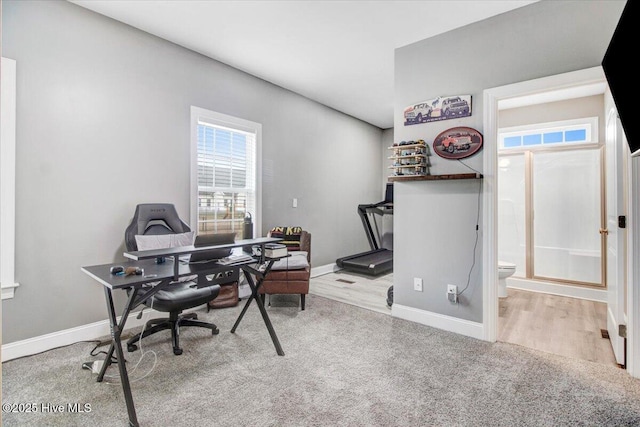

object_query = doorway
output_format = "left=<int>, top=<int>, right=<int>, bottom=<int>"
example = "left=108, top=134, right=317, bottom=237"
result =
left=497, top=121, right=605, bottom=289
left=483, top=67, right=630, bottom=370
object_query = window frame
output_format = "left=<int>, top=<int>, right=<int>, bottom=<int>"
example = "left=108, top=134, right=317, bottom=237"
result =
left=498, top=117, right=599, bottom=153
left=190, top=106, right=262, bottom=239
left=1, top=57, right=18, bottom=300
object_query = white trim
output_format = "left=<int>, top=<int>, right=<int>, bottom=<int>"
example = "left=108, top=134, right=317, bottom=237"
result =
left=310, top=263, right=341, bottom=278
left=506, top=278, right=607, bottom=303
left=189, top=106, right=262, bottom=237
left=628, top=155, right=640, bottom=378
left=1, top=307, right=203, bottom=362
left=1, top=57, right=17, bottom=300
left=483, top=67, right=607, bottom=344
left=1, top=282, right=20, bottom=300
left=499, top=116, right=599, bottom=136
left=392, top=304, right=484, bottom=341
left=483, top=88, right=499, bottom=342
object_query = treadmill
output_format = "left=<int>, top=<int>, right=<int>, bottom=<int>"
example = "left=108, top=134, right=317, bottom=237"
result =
left=336, top=184, right=393, bottom=276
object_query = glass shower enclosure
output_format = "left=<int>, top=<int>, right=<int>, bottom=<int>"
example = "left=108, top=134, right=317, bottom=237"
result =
left=498, top=147, right=604, bottom=287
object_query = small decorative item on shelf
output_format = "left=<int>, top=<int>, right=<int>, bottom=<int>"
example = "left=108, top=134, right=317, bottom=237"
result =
left=387, top=139, right=432, bottom=179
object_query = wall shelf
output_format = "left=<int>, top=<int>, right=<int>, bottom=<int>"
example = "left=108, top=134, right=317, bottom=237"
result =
left=388, top=173, right=482, bottom=182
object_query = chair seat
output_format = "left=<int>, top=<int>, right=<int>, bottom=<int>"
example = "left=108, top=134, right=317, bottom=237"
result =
left=125, top=203, right=223, bottom=355
left=263, top=268, right=310, bottom=282
left=261, top=228, right=311, bottom=310
left=150, top=281, right=220, bottom=312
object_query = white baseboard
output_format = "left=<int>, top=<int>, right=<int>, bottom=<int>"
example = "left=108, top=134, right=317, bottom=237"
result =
left=3, top=262, right=344, bottom=362
left=311, top=263, right=340, bottom=278
left=507, top=277, right=607, bottom=302
left=1, top=307, right=202, bottom=362
left=3, top=265, right=340, bottom=362
left=391, top=304, right=485, bottom=341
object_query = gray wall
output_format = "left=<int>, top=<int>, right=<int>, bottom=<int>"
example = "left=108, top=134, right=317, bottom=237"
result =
left=381, top=128, right=394, bottom=249
left=393, top=0, right=625, bottom=322
left=2, top=0, right=383, bottom=343
left=381, top=128, right=394, bottom=192
left=500, top=94, right=605, bottom=142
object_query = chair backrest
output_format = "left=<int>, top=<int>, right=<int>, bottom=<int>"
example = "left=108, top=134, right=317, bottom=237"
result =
left=125, top=203, right=190, bottom=251
left=267, top=227, right=311, bottom=263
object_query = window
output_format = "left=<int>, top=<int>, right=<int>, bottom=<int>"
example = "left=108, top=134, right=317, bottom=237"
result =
left=190, top=107, right=261, bottom=238
left=498, top=117, right=598, bottom=151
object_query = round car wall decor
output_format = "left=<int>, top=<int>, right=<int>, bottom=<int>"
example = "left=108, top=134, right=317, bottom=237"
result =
left=432, top=127, right=483, bottom=160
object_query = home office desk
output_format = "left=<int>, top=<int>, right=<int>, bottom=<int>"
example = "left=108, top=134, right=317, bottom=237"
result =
left=81, top=237, right=284, bottom=427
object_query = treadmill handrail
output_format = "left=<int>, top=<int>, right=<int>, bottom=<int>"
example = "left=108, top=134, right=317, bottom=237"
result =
left=357, top=201, right=393, bottom=251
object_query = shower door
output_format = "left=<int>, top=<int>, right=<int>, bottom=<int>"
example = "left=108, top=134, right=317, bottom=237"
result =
left=531, top=148, right=604, bottom=286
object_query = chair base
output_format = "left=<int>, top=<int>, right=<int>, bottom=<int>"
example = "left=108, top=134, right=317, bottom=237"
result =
left=127, top=311, right=219, bottom=356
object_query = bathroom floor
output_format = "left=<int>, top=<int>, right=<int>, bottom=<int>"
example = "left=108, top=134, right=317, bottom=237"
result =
left=498, top=288, right=618, bottom=367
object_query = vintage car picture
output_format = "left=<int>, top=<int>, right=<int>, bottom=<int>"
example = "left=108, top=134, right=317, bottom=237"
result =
left=403, top=95, right=472, bottom=126
left=432, top=127, right=483, bottom=159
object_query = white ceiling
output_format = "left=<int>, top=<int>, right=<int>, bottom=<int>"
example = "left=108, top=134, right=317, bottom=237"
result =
left=71, top=0, right=538, bottom=129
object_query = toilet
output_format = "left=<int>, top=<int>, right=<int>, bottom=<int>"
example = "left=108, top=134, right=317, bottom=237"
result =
left=498, top=261, right=516, bottom=298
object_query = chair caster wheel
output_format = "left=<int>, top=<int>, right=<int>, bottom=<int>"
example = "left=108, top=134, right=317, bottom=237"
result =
left=173, top=348, right=183, bottom=355
left=212, top=328, right=219, bottom=335
left=127, top=344, right=137, bottom=353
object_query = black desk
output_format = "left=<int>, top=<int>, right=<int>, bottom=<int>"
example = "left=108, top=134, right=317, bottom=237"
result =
left=81, top=237, right=284, bottom=427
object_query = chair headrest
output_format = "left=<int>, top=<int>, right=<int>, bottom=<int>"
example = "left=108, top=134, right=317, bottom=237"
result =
left=125, top=204, right=190, bottom=251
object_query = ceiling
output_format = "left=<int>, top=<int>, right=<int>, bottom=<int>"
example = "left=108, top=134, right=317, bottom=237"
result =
left=71, top=0, right=538, bottom=129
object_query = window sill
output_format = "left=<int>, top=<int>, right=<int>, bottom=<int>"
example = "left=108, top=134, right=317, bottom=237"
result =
left=2, top=282, right=20, bottom=300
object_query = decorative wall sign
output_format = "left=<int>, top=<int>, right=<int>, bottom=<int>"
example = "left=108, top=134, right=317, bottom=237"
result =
left=403, top=95, right=472, bottom=126
left=433, top=127, right=483, bottom=160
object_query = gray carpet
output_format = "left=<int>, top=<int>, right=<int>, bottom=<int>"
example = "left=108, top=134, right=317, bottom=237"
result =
left=3, top=294, right=640, bottom=426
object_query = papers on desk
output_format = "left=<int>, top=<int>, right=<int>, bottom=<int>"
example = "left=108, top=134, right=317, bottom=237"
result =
left=217, top=253, right=255, bottom=265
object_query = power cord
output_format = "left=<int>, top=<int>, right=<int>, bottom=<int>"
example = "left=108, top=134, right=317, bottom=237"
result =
left=84, top=295, right=158, bottom=384
left=457, top=175, right=482, bottom=297
left=104, top=296, right=158, bottom=384
left=457, top=158, right=482, bottom=175
left=89, top=340, right=117, bottom=360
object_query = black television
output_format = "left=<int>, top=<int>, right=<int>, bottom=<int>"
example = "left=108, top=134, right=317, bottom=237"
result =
left=602, top=0, right=638, bottom=156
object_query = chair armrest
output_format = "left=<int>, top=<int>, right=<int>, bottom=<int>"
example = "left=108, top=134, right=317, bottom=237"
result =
left=300, top=231, right=311, bottom=262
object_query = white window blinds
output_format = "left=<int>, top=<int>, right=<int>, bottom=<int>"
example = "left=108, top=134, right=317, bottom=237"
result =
left=196, top=121, right=257, bottom=237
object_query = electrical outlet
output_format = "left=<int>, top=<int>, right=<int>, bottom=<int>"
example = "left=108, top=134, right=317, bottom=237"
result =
left=447, top=284, right=458, bottom=303
left=413, top=278, right=423, bottom=292
left=292, top=198, right=298, bottom=208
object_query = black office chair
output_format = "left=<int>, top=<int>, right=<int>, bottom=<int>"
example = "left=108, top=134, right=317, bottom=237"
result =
left=124, top=203, right=220, bottom=355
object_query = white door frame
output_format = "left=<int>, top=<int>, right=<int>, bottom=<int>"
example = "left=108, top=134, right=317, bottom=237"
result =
left=628, top=151, right=640, bottom=378
left=482, top=67, right=637, bottom=377
left=605, top=105, right=627, bottom=366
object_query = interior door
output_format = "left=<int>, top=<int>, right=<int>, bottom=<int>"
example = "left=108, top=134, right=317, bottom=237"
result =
left=531, top=148, right=603, bottom=285
left=605, top=108, right=626, bottom=366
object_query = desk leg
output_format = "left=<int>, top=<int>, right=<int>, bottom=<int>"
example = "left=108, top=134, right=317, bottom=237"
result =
left=101, top=287, right=139, bottom=427
left=97, top=288, right=138, bottom=382
left=231, top=268, right=284, bottom=356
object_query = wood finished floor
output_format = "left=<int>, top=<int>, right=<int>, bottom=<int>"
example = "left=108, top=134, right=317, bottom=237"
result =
left=498, top=288, right=618, bottom=367
left=310, top=271, right=393, bottom=315
left=311, top=272, right=618, bottom=367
